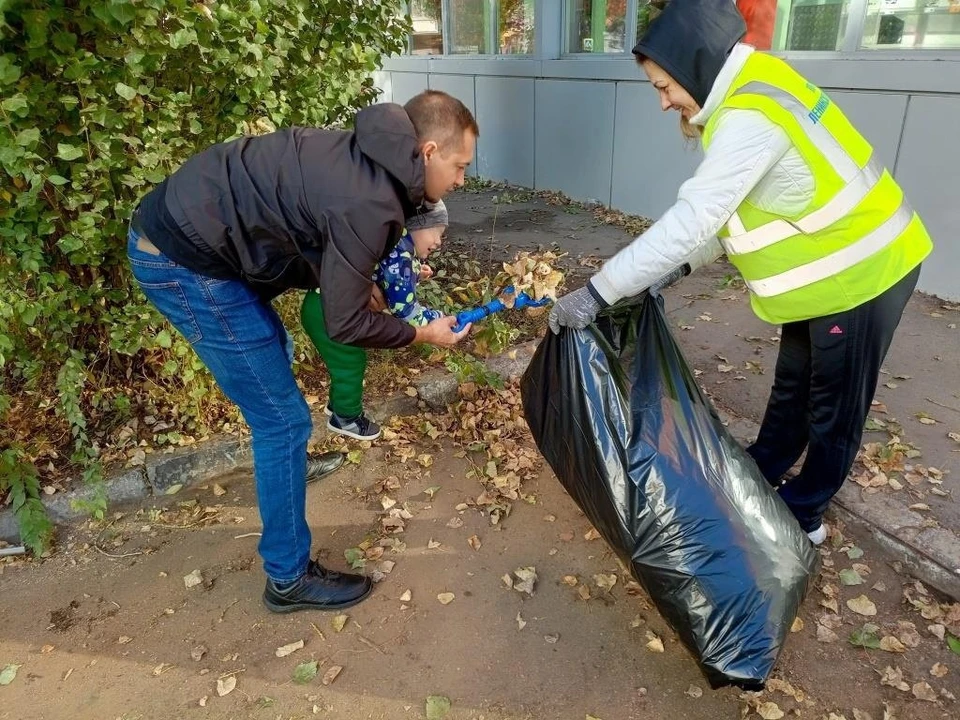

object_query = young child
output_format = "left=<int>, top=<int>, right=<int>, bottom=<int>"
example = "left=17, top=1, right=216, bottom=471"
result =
left=301, top=201, right=449, bottom=441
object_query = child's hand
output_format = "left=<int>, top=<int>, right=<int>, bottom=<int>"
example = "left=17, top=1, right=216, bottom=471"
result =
left=419, top=264, right=434, bottom=281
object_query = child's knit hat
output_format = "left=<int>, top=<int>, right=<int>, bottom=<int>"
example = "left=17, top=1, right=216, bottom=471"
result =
left=406, top=199, right=448, bottom=230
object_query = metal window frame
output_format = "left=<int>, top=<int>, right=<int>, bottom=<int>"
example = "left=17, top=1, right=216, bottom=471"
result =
left=561, top=0, right=640, bottom=56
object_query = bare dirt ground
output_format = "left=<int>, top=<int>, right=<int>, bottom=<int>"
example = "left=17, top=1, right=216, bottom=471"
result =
left=1, top=428, right=958, bottom=720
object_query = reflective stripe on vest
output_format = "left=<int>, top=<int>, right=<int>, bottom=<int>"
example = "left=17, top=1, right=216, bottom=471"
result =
left=744, top=198, right=915, bottom=298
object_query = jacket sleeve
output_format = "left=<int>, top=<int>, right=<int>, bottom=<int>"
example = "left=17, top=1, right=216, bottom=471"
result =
left=319, top=210, right=417, bottom=348
left=589, top=109, right=793, bottom=305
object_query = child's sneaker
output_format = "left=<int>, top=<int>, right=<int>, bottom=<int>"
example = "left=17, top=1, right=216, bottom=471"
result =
left=328, top=412, right=381, bottom=441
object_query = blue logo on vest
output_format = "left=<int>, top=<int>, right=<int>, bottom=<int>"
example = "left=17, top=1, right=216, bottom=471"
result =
left=808, top=90, right=831, bottom=124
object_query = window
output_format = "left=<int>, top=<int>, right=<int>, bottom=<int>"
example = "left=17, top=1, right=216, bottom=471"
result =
left=569, top=0, right=629, bottom=53
left=771, top=0, right=857, bottom=52
left=860, top=0, right=960, bottom=50
left=409, top=0, right=444, bottom=55
left=440, top=0, right=535, bottom=54
left=499, top=0, right=536, bottom=54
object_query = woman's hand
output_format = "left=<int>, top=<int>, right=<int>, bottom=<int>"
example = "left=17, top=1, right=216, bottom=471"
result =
left=548, top=285, right=603, bottom=334
left=414, top=315, right=470, bottom=348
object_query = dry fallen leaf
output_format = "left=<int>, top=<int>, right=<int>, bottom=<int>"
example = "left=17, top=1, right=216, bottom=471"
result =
left=879, top=636, right=906, bottom=653
left=577, top=585, right=591, bottom=601
left=152, top=663, right=173, bottom=676
left=275, top=640, right=304, bottom=658
left=930, top=662, right=949, bottom=678
left=852, top=710, right=873, bottom=720
left=190, top=645, right=207, bottom=662
left=468, top=535, right=481, bottom=551
left=212, top=483, right=227, bottom=497
left=544, top=634, right=559, bottom=644
left=437, top=592, right=455, bottom=605
left=685, top=684, right=703, bottom=698
left=399, top=590, right=412, bottom=602
left=512, top=567, right=538, bottom=595
left=216, top=676, right=236, bottom=697
left=790, top=617, right=804, bottom=633
left=756, top=701, right=785, bottom=720
left=40, top=645, right=54, bottom=654
left=767, top=678, right=805, bottom=702
left=118, top=636, right=133, bottom=645
left=183, top=569, right=203, bottom=589
left=928, top=624, right=946, bottom=640
left=562, top=575, right=579, bottom=586
left=445, top=517, right=464, bottom=529
left=331, top=614, right=348, bottom=633
left=322, top=665, right=343, bottom=686
left=879, top=666, right=910, bottom=692
left=847, top=595, right=878, bottom=616
left=427, top=539, right=442, bottom=550
left=583, top=528, right=601, bottom=541
left=817, top=624, right=839, bottom=643
left=911, top=681, right=937, bottom=702
left=198, top=696, right=207, bottom=707
left=594, top=573, right=617, bottom=592
left=645, top=632, right=664, bottom=653
left=516, top=612, right=526, bottom=631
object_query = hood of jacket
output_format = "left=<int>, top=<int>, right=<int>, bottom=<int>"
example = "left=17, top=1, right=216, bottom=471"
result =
left=354, top=103, right=426, bottom=210
left=632, top=0, right=746, bottom=109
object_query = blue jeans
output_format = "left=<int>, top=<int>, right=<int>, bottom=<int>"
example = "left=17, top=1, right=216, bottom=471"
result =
left=127, top=227, right=312, bottom=583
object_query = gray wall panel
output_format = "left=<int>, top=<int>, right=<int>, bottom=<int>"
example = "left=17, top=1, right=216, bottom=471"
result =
left=610, top=82, right=702, bottom=220
left=534, top=80, right=616, bottom=205
left=894, top=95, right=960, bottom=300
left=474, top=76, right=536, bottom=187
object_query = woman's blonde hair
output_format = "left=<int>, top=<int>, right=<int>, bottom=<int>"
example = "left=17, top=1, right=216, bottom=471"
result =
left=680, top=115, right=702, bottom=141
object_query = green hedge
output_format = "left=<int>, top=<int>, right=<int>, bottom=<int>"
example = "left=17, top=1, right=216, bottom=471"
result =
left=0, top=0, right=409, bottom=553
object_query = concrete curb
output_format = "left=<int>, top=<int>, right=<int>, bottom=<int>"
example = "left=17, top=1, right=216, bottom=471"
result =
left=0, top=344, right=531, bottom=546
left=0, top=438, right=253, bottom=545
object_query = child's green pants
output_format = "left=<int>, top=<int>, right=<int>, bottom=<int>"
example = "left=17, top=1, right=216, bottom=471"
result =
left=300, top=291, right=367, bottom=419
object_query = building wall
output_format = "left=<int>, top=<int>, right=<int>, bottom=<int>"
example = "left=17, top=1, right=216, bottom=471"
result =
left=377, top=56, right=960, bottom=300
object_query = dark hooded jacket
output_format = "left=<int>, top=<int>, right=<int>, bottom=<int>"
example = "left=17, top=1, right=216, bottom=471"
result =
left=632, top=0, right=746, bottom=108
left=137, top=104, right=425, bottom=348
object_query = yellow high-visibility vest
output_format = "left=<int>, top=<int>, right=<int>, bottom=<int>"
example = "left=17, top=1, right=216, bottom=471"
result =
left=702, top=53, right=932, bottom=324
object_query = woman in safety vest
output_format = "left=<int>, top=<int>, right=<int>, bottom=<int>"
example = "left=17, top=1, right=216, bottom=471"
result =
left=549, top=0, right=933, bottom=545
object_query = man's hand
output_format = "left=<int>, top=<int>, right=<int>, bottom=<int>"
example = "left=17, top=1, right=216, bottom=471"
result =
left=419, top=264, right=434, bottom=281
left=368, top=284, right=387, bottom=313
left=548, top=285, right=603, bottom=334
left=414, top=315, right=470, bottom=348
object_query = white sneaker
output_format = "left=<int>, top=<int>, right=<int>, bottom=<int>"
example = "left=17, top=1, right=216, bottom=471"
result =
left=807, top=524, right=828, bottom=546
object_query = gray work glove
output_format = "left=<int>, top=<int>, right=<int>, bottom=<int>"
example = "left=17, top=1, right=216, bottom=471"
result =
left=548, top=283, right=605, bottom=334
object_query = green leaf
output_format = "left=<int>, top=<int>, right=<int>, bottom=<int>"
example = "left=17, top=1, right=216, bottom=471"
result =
left=844, top=546, right=864, bottom=560
left=1, top=94, right=28, bottom=114
left=56, top=143, right=85, bottom=161
left=47, top=175, right=69, bottom=186
left=156, top=330, right=172, bottom=348
left=169, top=28, right=198, bottom=49
left=343, top=547, right=365, bottom=570
left=108, top=2, right=137, bottom=24
left=0, top=664, right=21, bottom=686
left=425, top=696, right=451, bottom=720
left=849, top=624, right=881, bottom=649
left=839, top=568, right=864, bottom=586
left=292, top=660, right=318, bottom=684
left=864, top=418, right=886, bottom=432
left=115, top=82, right=138, bottom=101
left=948, top=634, right=960, bottom=656
left=165, top=483, right=184, bottom=495
left=16, top=128, right=40, bottom=147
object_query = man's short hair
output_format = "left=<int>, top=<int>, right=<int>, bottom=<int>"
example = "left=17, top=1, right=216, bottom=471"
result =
left=404, top=90, right=479, bottom=152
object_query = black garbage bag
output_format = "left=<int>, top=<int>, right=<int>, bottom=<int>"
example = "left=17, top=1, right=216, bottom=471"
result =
left=520, top=293, right=819, bottom=689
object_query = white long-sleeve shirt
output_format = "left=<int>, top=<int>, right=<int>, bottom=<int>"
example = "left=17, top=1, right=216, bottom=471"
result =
left=591, top=44, right=815, bottom=306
